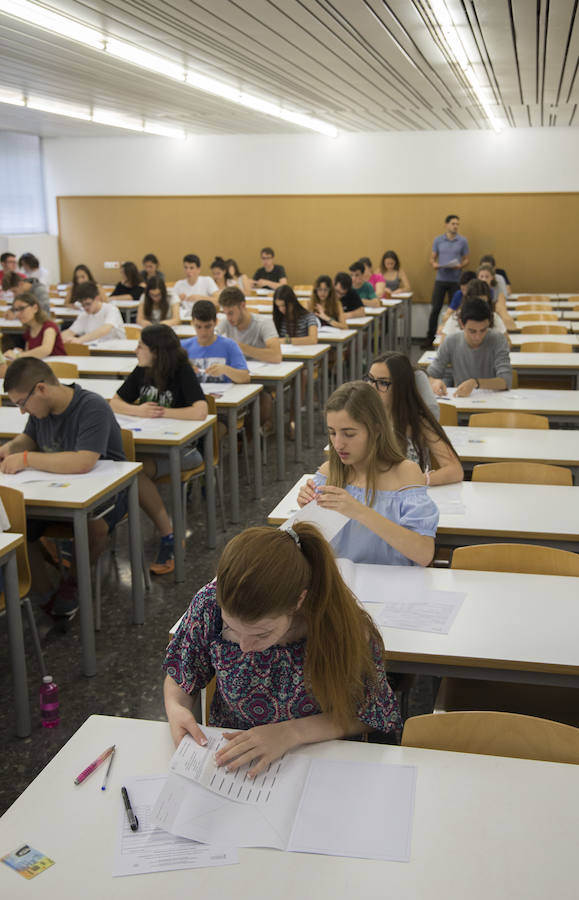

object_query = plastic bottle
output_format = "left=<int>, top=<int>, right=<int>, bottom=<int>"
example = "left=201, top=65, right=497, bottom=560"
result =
left=39, top=675, right=60, bottom=728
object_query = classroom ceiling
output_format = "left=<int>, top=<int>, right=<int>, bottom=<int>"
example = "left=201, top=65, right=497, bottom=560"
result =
left=0, top=0, right=577, bottom=138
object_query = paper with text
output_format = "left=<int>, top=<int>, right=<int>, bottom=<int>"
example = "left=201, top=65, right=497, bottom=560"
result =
left=0, top=458, right=122, bottom=486
left=281, top=499, right=349, bottom=544
left=376, top=591, right=466, bottom=634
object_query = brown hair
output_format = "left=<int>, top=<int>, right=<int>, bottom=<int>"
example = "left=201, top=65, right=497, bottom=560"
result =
left=308, top=275, right=341, bottom=320
left=13, top=291, right=48, bottom=325
left=216, top=523, right=385, bottom=729
left=326, top=381, right=405, bottom=505
left=219, top=285, right=245, bottom=308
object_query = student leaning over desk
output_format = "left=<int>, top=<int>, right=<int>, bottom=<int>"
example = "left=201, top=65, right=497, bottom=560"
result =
left=163, top=522, right=400, bottom=773
left=297, top=381, right=438, bottom=567
left=61, top=281, right=125, bottom=345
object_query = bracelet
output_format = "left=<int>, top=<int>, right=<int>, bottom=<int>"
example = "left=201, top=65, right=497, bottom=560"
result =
left=22, top=450, right=28, bottom=468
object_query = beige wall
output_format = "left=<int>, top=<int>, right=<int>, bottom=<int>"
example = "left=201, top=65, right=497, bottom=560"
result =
left=57, top=193, right=579, bottom=301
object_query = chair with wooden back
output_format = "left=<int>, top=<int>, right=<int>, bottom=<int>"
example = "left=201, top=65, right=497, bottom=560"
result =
left=402, top=711, right=579, bottom=765
left=437, top=402, right=458, bottom=426
left=471, top=461, right=572, bottom=486
left=520, top=341, right=571, bottom=353
left=292, top=285, right=313, bottom=293
left=515, top=311, right=557, bottom=319
left=124, top=326, right=141, bottom=340
left=64, top=342, right=90, bottom=356
left=520, top=324, right=568, bottom=334
left=435, top=544, right=579, bottom=725
left=516, top=295, right=553, bottom=304
left=47, top=361, right=79, bottom=378
left=468, top=411, right=549, bottom=429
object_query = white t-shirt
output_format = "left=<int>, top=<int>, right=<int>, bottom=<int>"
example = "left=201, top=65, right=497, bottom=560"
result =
left=174, top=276, right=218, bottom=316
left=70, top=303, right=125, bottom=342
left=443, top=311, right=506, bottom=336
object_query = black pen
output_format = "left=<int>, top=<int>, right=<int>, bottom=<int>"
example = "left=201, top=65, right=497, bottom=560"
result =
left=121, top=786, right=139, bottom=832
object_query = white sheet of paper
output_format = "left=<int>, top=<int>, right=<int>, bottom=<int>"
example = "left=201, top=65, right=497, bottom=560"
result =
left=114, top=414, right=184, bottom=433
left=201, top=382, right=234, bottom=395
left=318, top=326, right=348, bottom=337
left=0, top=458, right=122, bottom=485
left=338, top=560, right=428, bottom=603
left=376, top=590, right=466, bottom=634
left=246, top=360, right=267, bottom=374
left=428, top=484, right=467, bottom=515
left=288, top=759, right=416, bottom=862
left=113, top=775, right=237, bottom=877
left=281, top=500, right=349, bottom=544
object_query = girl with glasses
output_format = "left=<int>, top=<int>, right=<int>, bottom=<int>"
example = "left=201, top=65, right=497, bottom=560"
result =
left=6, top=292, right=66, bottom=361
left=136, top=276, right=180, bottom=328
left=365, top=353, right=463, bottom=486
left=297, top=381, right=439, bottom=566
left=308, top=275, right=347, bottom=329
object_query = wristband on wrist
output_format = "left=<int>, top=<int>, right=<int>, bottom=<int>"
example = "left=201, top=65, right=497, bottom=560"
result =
left=22, top=450, right=28, bottom=468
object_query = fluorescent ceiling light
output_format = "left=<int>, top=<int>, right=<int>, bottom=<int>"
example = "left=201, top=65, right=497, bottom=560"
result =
left=0, top=0, right=104, bottom=49
left=92, top=108, right=144, bottom=131
left=106, top=39, right=185, bottom=81
left=0, top=86, right=24, bottom=105
left=185, top=71, right=240, bottom=102
left=27, top=95, right=91, bottom=120
left=144, top=121, right=186, bottom=139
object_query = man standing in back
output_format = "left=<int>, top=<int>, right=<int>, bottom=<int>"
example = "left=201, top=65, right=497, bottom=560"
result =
left=422, top=214, right=469, bottom=349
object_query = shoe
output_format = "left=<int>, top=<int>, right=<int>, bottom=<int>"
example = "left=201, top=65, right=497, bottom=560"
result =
left=420, top=340, right=434, bottom=350
left=150, top=536, right=175, bottom=575
left=44, top=580, right=79, bottom=633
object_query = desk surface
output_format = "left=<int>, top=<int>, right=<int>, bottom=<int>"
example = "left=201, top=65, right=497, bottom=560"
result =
left=436, top=387, right=579, bottom=417
left=114, top=415, right=216, bottom=447
left=508, top=334, right=579, bottom=347
left=419, top=349, right=579, bottom=371
left=1, top=714, right=577, bottom=900
left=201, top=383, right=262, bottom=406
left=444, top=425, right=579, bottom=466
left=50, top=356, right=134, bottom=376
left=0, top=461, right=141, bottom=509
left=0, top=378, right=124, bottom=401
left=0, top=531, right=24, bottom=557
left=247, top=360, right=303, bottom=380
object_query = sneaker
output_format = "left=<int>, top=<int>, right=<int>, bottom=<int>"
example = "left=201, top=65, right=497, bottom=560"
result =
left=45, top=579, right=79, bottom=633
left=150, top=535, right=175, bottom=575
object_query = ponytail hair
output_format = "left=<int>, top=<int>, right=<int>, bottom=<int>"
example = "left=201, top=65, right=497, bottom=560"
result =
left=216, top=523, right=385, bottom=729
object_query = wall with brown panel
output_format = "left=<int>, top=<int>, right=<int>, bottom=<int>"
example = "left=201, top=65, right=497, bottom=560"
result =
left=57, top=193, right=579, bottom=301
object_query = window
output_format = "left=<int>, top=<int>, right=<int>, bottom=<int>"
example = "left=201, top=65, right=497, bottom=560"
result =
left=0, top=132, right=47, bottom=233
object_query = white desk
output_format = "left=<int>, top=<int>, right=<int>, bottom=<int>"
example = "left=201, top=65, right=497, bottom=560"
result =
left=444, top=425, right=579, bottom=483
left=1, top=714, right=578, bottom=899
left=435, top=387, right=579, bottom=425
left=342, top=315, right=373, bottom=379
left=109, top=298, right=140, bottom=321
left=508, top=299, right=578, bottom=310
left=418, top=349, right=579, bottom=389
left=247, top=361, right=304, bottom=479
left=49, top=356, right=134, bottom=377
left=89, top=339, right=137, bottom=355
left=317, top=326, right=358, bottom=385
left=0, top=378, right=124, bottom=401
left=508, top=334, right=579, bottom=348
left=377, top=298, right=403, bottom=350
left=0, top=532, right=27, bottom=736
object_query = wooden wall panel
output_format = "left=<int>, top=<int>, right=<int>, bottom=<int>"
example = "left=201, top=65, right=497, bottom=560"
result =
left=57, top=193, right=579, bottom=302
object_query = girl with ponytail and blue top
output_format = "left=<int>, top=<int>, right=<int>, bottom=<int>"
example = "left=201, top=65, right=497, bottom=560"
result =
left=297, top=381, right=439, bottom=566
left=163, top=522, right=400, bottom=772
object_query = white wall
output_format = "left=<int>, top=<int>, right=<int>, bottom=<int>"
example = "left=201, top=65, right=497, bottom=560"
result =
left=43, top=127, right=579, bottom=238
left=0, top=233, right=60, bottom=285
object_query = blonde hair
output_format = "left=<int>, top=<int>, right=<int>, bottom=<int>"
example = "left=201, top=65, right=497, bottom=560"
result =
left=326, top=380, right=405, bottom=505
left=216, top=523, right=385, bottom=729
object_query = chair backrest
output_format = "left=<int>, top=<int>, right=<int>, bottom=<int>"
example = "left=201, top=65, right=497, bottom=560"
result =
left=0, top=485, right=31, bottom=606
left=47, top=361, right=79, bottom=378
left=401, top=711, right=579, bottom=764
left=64, top=342, right=90, bottom=356
left=292, top=285, right=313, bottom=293
left=437, top=402, right=458, bottom=426
left=124, top=325, right=141, bottom=340
left=451, top=542, right=579, bottom=576
left=520, top=341, right=570, bottom=353
left=120, top=428, right=136, bottom=462
left=468, top=411, right=549, bottom=429
left=472, top=461, right=572, bottom=486
left=515, top=311, right=557, bottom=319
left=516, top=295, right=552, bottom=304
left=520, top=324, right=568, bottom=334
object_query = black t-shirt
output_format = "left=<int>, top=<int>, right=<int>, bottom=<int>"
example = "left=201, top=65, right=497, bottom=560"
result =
left=340, top=289, right=365, bottom=313
left=252, top=264, right=286, bottom=283
left=117, top=360, right=204, bottom=409
left=24, top=384, right=125, bottom=460
left=110, top=282, right=143, bottom=301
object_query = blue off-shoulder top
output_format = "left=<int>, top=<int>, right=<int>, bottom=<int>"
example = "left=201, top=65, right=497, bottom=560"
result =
left=313, top=472, right=439, bottom=566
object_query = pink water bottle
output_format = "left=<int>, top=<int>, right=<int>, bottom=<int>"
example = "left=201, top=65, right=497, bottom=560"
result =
left=40, top=675, right=60, bottom=728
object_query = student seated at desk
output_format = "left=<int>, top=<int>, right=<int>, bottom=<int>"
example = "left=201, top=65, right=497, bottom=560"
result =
left=0, top=358, right=127, bottom=626
left=251, top=246, right=287, bottom=290
left=5, top=292, right=66, bottom=360
left=65, top=264, right=109, bottom=306
left=18, top=252, right=49, bottom=286
left=140, top=253, right=164, bottom=283
left=298, top=381, right=438, bottom=567
left=136, top=276, right=180, bottom=328
left=477, top=264, right=516, bottom=331
left=334, top=272, right=365, bottom=320
left=218, top=286, right=281, bottom=362
left=480, top=253, right=511, bottom=296
left=365, top=352, right=463, bottom=486
left=360, top=257, right=386, bottom=299
left=438, top=269, right=476, bottom=333
left=440, top=279, right=506, bottom=341
left=2, top=271, right=50, bottom=314
left=181, top=300, right=249, bottom=384
left=61, top=282, right=125, bottom=345
left=427, top=297, right=513, bottom=398
left=174, top=254, right=219, bottom=317
left=273, top=285, right=318, bottom=345
left=226, top=258, right=252, bottom=296
left=308, top=275, right=347, bottom=329
left=379, top=250, right=412, bottom=296
left=110, top=325, right=208, bottom=576
left=163, top=522, right=400, bottom=765
left=349, top=259, right=380, bottom=308
left=109, top=261, right=145, bottom=303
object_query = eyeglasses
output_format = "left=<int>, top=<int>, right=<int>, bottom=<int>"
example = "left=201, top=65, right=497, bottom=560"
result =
left=363, top=374, right=392, bottom=392
left=15, top=381, right=41, bottom=410
left=12, top=305, right=28, bottom=313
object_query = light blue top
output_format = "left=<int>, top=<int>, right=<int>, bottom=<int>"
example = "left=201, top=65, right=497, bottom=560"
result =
left=313, top=472, right=439, bottom=567
left=180, top=334, right=248, bottom=383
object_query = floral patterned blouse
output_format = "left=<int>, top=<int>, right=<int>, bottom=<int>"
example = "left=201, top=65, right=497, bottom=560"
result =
left=163, top=581, right=400, bottom=734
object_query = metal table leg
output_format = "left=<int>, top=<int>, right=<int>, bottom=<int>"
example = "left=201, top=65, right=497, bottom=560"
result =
left=251, top=394, right=262, bottom=498
left=294, top=370, right=302, bottom=462
left=73, top=510, right=97, bottom=677
left=275, top=378, right=285, bottom=479
left=127, top=476, right=144, bottom=624
left=306, top=358, right=314, bottom=448
left=169, top=446, right=185, bottom=582
left=5, top=552, right=30, bottom=737
left=203, top=428, right=216, bottom=549
left=227, top=406, right=240, bottom=524
left=322, top=352, right=329, bottom=417
left=336, top=344, right=344, bottom=386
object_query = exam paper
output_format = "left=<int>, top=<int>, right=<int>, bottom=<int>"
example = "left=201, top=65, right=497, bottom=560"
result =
left=201, top=382, right=234, bottom=395
left=0, top=459, right=122, bottom=485
left=246, top=360, right=268, bottom=374
left=376, top=591, right=466, bottom=634
left=282, top=499, right=349, bottom=544
left=114, top=414, right=182, bottom=433
left=338, top=559, right=428, bottom=603
left=113, top=775, right=237, bottom=877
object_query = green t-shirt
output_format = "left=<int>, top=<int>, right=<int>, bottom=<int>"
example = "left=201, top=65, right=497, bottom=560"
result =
left=355, top=282, right=376, bottom=300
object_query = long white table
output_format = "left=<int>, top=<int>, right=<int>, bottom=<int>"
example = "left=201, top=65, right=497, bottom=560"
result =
left=418, top=350, right=579, bottom=389
left=0, top=377, right=123, bottom=401
left=0, top=532, right=27, bottom=736
left=49, top=355, right=134, bottom=377
left=1, top=714, right=577, bottom=899
left=435, top=387, right=579, bottom=425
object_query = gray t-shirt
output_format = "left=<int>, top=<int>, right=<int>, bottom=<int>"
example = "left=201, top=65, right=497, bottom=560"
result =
left=426, top=330, right=512, bottom=388
left=415, top=369, right=440, bottom=420
left=217, top=314, right=278, bottom=348
left=24, top=384, right=125, bottom=460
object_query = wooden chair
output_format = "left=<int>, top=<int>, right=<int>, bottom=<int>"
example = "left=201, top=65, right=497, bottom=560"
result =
left=471, top=461, right=572, bottom=486
left=64, top=342, right=90, bottom=356
left=402, top=711, right=579, bottom=765
left=515, top=312, right=557, bottom=320
left=468, top=411, right=549, bottom=429
left=124, top=325, right=141, bottom=339
left=515, top=295, right=553, bottom=304
left=292, top=285, right=313, bottom=293
left=437, top=402, right=458, bottom=426
left=520, top=341, right=570, bottom=353
left=436, top=544, right=579, bottom=726
left=47, top=361, right=79, bottom=378
left=520, top=324, right=568, bottom=334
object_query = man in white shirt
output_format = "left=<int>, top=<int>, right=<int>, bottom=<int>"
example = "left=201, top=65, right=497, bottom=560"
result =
left=173, top=254, right=219, bottom=318
left=61, top=282, right=125, bottom=345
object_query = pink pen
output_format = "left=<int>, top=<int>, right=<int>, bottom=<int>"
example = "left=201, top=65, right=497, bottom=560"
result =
left=74, top=745, right=115, bottom=785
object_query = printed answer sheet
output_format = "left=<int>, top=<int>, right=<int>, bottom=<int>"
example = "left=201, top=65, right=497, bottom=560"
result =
left=112, top=775, right=237, bottom=877
left=282, top=500, right=349, bottom=544
left=0, top=459, right=122, bottom=485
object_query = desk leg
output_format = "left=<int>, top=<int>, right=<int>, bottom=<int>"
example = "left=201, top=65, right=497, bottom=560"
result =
left=203, top=428, right=216, bottom=549
left=275, top=379, right=285, bottom=479
left=392, top=306, right=399, bottom=350
left=380, top=314, right=386, bottom=353
left=169, top=446, right=185, bottom=583
left=73, top=510, right=97, bottom=677
left=387, top=308, right=394, bottom=350
left=306, top=359, right=314, bottom=448
left=356, top=330, right=364, bottom=379
left=349, top=337, right=356, bottom=381
left=405, top=296, right=412, bottom=351
left=227, top=406, right=240, bottom=524
left=322, top=352, right=329, bottom=421
left=5, top=553, right=30, bottom=737
left=127, top=476, right=144, bottom=625
left=251, top=395, right=262, bottom=498
left=336, top=344, right=344, bottom=387
left=294, top=370, right=302, bottom=462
